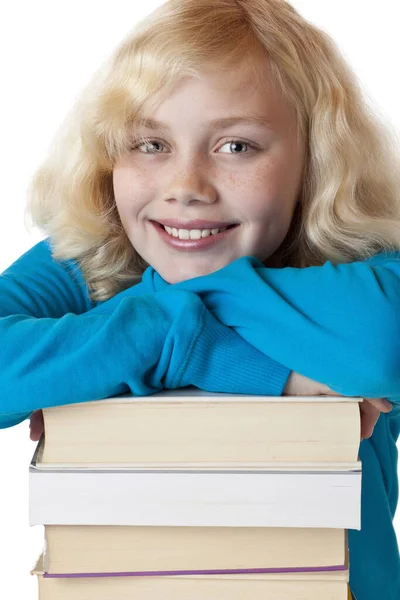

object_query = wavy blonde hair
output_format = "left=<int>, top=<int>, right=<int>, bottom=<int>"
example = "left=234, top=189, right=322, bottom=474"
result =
left=26, top=0, right=400, bottom=301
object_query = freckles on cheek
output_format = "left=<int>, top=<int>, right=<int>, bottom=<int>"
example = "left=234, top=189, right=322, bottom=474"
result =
left=254, top=160, right=283, bottom=187
left=245, top=167, right=276, bottom=206
left=114, top=168, right=151, bottom=206
left=227, top=168, right=255, bottom=189
left=256, top=160, right=291, bottom=195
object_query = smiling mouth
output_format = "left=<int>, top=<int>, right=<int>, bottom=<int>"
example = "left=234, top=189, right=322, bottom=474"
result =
left=162, top=225, right=236, bottom=240
left=151, top=221, right=239, bottom=249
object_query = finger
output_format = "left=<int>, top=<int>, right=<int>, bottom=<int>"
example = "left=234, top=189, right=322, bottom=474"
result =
left=30, top=425, right=44, bottom=442
left=363, top=398, right=392, bottom=413
left=30, top=422, right=39, bottom=441
left=29, top=411, right=41, bottom=431
left=359, top=402, right=380, bottom=440
left=30, top=420, right=43, bottom=441
left=30, top=429, right=40, bottom=442
left=29, top=411, right=44, bottom=441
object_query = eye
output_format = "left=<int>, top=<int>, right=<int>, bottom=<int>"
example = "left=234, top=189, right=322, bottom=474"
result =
left=217, top=139, right=255, bottom=154
left=130, top=140, right=165, bottom=154
left=129, top=138, right=257, bottom=155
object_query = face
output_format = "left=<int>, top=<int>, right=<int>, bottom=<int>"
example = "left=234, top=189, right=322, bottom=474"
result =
left=113, top=61, right=305, bottom=283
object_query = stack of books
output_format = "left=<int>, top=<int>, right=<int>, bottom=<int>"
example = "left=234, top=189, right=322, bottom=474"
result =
left=29, top=387, right=361, bottom=599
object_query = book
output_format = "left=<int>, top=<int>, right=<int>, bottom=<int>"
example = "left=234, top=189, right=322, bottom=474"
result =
left=32, top=553, right=350, bottom=600
left=33, top=436, right=361, bottom=472
left=39, top=387, right=362, bottom=466
left=29, top=456, right=361, bottom=529
left=43, top=525, right=347, bottom=575
left=30, top=389, right=361, bottom=599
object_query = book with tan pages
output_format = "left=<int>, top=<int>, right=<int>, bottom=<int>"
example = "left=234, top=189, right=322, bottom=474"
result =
left=32, top=553, right=350, bottom=600
left=30, top=388, right=361, bottom=599
left=39, top=387, right=362, bottom=467
left=43, top=525, right=347, bottom=575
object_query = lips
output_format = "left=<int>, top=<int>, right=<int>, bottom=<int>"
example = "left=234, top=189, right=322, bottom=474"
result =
left=155, top=219, right=238, bottom=229
left=151, top=220, right=239, bottom=251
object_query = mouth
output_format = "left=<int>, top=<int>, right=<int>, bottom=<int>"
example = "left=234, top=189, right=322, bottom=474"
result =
left=161, top=223, right=237, bottom=240
left=150, top=220, right=239, bottom=250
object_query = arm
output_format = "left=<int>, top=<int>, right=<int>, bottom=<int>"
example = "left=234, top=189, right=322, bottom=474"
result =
left=144, top=252, right=400, bottom=399
left=0, top=241, right=291, bottom=428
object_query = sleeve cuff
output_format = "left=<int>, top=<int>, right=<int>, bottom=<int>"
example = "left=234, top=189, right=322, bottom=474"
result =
left=177, top=306, right=291, bottom=396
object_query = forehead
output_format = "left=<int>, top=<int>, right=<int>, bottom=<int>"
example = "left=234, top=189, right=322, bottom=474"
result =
left=139, top=60, right=293, bottom=132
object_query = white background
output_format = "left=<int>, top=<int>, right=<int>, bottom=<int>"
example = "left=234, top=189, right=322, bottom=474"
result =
left=0, top=1, right=399, bottom=598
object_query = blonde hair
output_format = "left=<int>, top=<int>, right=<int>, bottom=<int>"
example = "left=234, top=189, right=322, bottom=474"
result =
left=26, top=0, right=400, bottom=301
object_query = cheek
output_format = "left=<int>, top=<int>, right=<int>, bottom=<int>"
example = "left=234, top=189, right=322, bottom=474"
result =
left=113, top=168, right=149, bottom=218
left=253, top=157, right=300, bottom=212
left=231, top=164, right=288, bottom=218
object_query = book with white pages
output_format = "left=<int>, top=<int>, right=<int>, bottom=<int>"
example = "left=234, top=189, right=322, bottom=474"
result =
left=29, top=448, right=361, bottom=530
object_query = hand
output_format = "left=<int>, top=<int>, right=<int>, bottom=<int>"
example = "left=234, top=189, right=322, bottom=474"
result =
left=359, top=398, right=392, bottom=440
left=283, top=371, right=336, bottom=396
left=283, top=372, right=393, bottom=440
left=29, top=410, right=44, bottom=441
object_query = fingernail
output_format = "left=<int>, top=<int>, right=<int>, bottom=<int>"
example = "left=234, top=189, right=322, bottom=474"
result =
left=384, top=400, right=393, bottom=411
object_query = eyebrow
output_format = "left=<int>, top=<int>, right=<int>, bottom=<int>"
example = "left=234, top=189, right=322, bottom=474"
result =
left=137, top=116, right=273, bottom=131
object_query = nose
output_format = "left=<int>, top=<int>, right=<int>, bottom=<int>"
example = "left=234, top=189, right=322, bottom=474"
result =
left=163, top=157, right=217, bottom=206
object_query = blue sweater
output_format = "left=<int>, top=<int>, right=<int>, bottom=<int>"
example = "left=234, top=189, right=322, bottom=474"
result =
left=0, top=239, right=399, bottom=599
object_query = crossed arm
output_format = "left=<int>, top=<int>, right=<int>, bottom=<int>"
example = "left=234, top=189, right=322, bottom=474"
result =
left=14, top=242, right=397, bottom=441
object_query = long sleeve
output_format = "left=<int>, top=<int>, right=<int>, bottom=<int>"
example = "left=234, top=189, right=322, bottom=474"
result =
left=144, top=252, right=400, bottom=399
left=0, top=241, right=290, bottom=428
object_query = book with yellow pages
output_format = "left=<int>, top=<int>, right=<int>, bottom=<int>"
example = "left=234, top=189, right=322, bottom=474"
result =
left=39, top=387, right=362, bottom=467
left=32, top=553, right=350, bottom=600
left=43, top=525, right=348, bottom=575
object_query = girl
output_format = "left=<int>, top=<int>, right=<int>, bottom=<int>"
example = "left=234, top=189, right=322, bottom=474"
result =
left=1, top=1, right=400, bottom=598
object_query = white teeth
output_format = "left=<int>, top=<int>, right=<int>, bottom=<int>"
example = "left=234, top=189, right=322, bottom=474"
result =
left=163, top=226, right=227, bottom=240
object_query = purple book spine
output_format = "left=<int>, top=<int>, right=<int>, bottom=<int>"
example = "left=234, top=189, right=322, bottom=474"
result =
left=43, top=564, right=347, bottom=579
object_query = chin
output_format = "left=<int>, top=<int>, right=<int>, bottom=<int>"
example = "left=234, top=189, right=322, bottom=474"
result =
left=158, top=252, right=246, bottom=284
left=161, top=263, right=219, bottom=284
